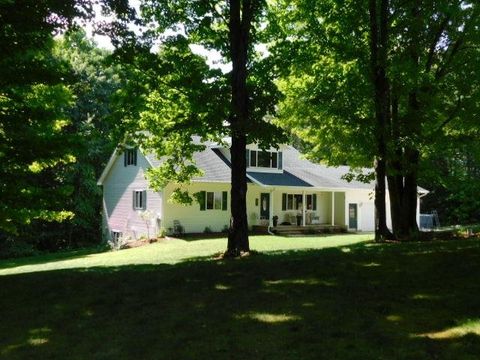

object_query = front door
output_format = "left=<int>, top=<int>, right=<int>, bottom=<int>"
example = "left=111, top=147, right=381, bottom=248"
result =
left=260, top=193, right=270, bottom=221
left=349, top=203, right=358, bottom=229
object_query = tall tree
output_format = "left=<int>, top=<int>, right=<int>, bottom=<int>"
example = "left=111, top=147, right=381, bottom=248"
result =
left=54, top=30, right=121, bottom=245
left=369, top=0, right=394, bottom=241
left=0, top=0, right=92, bottom=238
left=271, top=0, right=480, bottom=239
left=103, top=0, right=283, bottom=255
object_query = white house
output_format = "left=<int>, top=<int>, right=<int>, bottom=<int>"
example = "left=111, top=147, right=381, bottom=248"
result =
left=97, top=138, right=426, bottom=241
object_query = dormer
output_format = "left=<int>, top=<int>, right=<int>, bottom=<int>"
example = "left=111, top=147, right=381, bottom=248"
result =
left=246, top=145, right=284, bottom=173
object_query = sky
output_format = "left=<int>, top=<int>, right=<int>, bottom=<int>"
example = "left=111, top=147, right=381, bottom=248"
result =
left=83, top=0, right=230, bottom=72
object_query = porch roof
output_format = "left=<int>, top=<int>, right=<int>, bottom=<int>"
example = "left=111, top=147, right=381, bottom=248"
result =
left=247, top=171, right=313, bottom=187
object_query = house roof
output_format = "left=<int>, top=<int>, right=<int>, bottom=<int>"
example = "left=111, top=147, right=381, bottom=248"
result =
left=98, top=138, right=427, bottom=193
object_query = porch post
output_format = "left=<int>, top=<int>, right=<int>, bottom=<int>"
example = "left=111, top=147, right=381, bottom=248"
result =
left=302, top=191, right=306, bottom=226
left=269, top=189, right=274, bottom=227
left=331, top=191, right=335, bottom=226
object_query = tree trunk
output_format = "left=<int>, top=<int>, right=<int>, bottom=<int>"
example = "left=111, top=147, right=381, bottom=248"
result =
left=369, top=0, right=394, bottom=241
left=226, top=0, right=253, bottom=255
left=387, top=89, right=406, bottom=238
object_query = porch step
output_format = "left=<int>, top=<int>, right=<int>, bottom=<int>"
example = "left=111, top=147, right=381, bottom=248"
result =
left=251, top=224, right=347, bottom=236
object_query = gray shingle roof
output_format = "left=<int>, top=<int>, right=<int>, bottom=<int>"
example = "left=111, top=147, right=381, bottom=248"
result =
left=145, top=142, right=377, bottom=190
left=282, top=146, right=374, bottom=190
left=145, top=146, right=231, bottom=183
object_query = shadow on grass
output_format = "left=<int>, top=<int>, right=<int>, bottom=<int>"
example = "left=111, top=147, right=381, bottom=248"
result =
left=0, top=247, right=108, bottom=270
left=1, top=239, right=480, bottom=359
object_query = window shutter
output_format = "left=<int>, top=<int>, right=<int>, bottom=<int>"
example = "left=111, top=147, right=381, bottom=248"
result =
left=199, top=191, right=206, bottom=211
left=282, top=193, right=286, bottom=211
left=278, top=152, right=283, bottom=170
left=313, top=194, right=317, bottom=210
left=245, top=150, right=250, bottom=168
left=133, top=148, right=138, bottom=166
left=222, top=191, right=228, bottom=211
left=143, top=190, right=147, bottom=209
left=132, top=190, right=136, bottom=209
left=124, top=151, right=127, bottom=167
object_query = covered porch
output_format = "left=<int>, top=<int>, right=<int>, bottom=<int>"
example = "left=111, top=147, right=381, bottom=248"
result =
left=248, top=187, right=348, bottom=230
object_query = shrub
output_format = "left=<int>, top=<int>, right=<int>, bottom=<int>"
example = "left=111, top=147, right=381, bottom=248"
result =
left=204, top=226, right=213, bottom=234
left=158, top=227, right=167, bottom=238
left=0, top=239, right=38, bottom=259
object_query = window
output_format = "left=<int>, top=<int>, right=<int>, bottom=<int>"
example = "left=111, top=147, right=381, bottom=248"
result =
left=250, top=150, right=257, bottom=167
left=111, top=231, right=122, bottom=243
left=306, top=194, right=317, bottom=210
left=282, top=193, right=317, bottom=211
left=199, top=191, right=228, bottom=211
left=133, top=190, right=146, bottom=210
left=248, top=150, right=282, bottom=169
left=258, top=151, right=271, bottom=167
left=287, top=194, right=294, bottom=210
left=206, top=191, right=223, bottom=210
left=124, top=148, right=137, bottom=166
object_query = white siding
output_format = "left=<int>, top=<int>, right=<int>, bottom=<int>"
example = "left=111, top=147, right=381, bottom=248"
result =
left=102, top=151, right=162, bottom=240
left=162, top=182, right=231, bottom=233
left=345, top=190, right=376, bottom=231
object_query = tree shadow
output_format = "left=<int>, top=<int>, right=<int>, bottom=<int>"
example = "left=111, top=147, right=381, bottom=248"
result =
left=1, top=239, right=480, bottom=359
left=0, top=247, right=108, bottom=270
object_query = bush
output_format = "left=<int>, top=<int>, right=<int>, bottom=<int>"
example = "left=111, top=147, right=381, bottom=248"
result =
left=204, top=226, right=213, bottom=234
left=158, top=227, right=167, bottom=238
left=0, top=239, right=38, bottom=259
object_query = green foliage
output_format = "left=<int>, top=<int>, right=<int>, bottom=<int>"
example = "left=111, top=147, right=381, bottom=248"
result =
left=271, top=0, right=480, bottom=227
left=105, top=1, right=286, bottom=206
left=54, top=30, right=122, bottom=243
left=0, top=0, right=91, bottom=235
left=269, top=0, right=374, bottom=168
left=203, top=226, right=213, bottom=234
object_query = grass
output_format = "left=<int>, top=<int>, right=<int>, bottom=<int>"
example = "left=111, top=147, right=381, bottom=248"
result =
left=0, top=233, right=371, bottom=275
left=1, top=234, right=480, bottom=359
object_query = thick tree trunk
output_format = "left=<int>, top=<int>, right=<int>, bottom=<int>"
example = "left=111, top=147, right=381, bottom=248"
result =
left=369, top=0, right=394, bottom=241
left=388, top=3, right=422, bottom=240
left=226, top=0, right=253, bottom=255
left=387, top=90, right=406, bottom=238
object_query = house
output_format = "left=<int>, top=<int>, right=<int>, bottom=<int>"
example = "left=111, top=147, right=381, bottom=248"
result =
left=97, top=137, right=427, bottom=241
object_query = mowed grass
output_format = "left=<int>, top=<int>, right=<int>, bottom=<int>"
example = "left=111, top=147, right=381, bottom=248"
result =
left=1, top=235, right=480, bottom=359
left=0, top=234, right=372, bottom=275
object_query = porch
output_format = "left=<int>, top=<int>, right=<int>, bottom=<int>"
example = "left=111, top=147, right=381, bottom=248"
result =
left=248, top=188, right=349, bottom=230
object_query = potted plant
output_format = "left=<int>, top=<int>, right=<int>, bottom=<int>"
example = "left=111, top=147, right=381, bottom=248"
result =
left=272, top=215, right=278, bottom=227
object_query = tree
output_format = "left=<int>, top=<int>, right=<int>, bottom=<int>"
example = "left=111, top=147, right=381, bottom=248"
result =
left=54, top=30, right=122, bottom=245
left=271, top=0, right=480, bottom=240
left=0, top=0, right=92, bottom=239
left=103, top=0, right=284, bottom=255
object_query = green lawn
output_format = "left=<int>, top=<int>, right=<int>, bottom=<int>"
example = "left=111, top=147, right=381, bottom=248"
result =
left=1, top=234, right=480, bottom=359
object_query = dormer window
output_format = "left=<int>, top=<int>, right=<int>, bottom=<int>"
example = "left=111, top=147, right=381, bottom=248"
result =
left=247, top=150, right=282, bottom=170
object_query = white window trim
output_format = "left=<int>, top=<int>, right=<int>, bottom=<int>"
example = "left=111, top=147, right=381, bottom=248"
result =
left=125, top=148, right=136, bottom=166
left=111, top=230, right=123, bottom=242
left=206, top=191, right=223, bottom=210
left=133, top=189, right=146, bottom=210
left=248, top=150, right=282, bottom=171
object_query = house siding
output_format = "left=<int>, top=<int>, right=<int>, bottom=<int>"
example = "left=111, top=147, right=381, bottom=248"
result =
left=344, top=189, right=381, bottom=232
left=102, top=150, right=162, bottom=240
left=162, top=182, right=231, bottom=234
